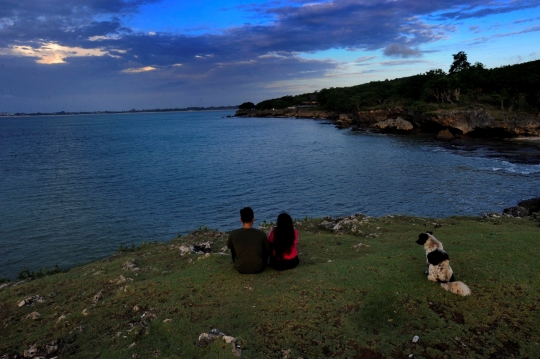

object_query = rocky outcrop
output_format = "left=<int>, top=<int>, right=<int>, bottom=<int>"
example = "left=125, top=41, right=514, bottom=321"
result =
left=197, top=328, right=242, bottom=357
left=373, top=117, right=414, bottom=132
left=353, top=108, right=407, bottom=127
left=319, top=214, right=371, bottom=233
left=234, top=108, right=338, bottom=120
left=502, top=206, right=529, bottom=217
left=437, top=129, right=454, bottom=140
left=503, top=197, right=540, bottom=218
left=235, top=107, right=540, bottom=139
left=402, top=109, right=539, bottom=138
left=517, top=197, right=540, bottom=214
left=336, top=114, right=353, bottom=129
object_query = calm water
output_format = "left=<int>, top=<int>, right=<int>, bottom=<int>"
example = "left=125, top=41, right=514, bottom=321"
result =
left=1, top=111, right=539, bottom=279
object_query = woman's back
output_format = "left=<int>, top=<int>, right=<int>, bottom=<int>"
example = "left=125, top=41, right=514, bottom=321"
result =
left=268, top=213, right=299, bottom=271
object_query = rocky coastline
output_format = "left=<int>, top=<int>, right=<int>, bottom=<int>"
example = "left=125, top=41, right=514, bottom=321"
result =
left=234, top=107, right=540, bottom=140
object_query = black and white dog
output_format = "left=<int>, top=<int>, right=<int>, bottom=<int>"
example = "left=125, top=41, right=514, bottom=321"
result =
left=416, top=232, right=471, bottom=296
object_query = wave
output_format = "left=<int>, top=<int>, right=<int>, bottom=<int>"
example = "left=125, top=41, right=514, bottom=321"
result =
left=482, top=160, right=540, bottom=175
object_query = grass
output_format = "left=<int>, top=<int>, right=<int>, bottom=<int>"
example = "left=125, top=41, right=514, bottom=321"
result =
left=1, top=215, right=539, bottom=359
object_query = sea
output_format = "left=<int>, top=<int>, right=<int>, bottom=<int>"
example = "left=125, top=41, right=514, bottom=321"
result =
left=1, top=110, right=539, bottom=279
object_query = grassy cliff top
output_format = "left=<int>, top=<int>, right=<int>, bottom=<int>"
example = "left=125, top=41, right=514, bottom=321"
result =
left=1, top=215, right=539, bottom=359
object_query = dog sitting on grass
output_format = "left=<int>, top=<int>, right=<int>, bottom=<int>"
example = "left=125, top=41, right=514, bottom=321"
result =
left=416, top=232, right=471, bottom=296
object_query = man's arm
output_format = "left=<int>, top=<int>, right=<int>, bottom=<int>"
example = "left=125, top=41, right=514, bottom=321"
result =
left=227, top=233, right=236, bottom=261
left=262, top=232, right=270, bottom=261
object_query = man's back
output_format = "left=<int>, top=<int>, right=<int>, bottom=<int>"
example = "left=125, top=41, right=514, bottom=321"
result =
left=227, top=228, right=270, bottom=274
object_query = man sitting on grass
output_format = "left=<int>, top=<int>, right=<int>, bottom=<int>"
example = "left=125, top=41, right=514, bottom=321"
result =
left=227, top=207, right=270, bottom=274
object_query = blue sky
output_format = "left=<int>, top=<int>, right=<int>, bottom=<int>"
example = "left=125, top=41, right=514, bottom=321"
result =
left=0, top=0, right=539, bottom=112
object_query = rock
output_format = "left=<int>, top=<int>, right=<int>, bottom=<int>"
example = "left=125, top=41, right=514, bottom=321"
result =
left=178, top=245, right=191, bottom=256
left=517, top=197, right=540, bottom=215
left=336, top=114, right=353, bottom=129
left=0, top=283, right=11, bottom=290
left=140, top=311, right=157, bottom=321
left=428, top=110, right=540, bottom=137
left=23, top=344, right=38, bottom=358
left=437, top=129, right=454, bottom=140
left=197, top=329, right=240, bottom=356
left=373, top=117, right=414, bottom=132
left=123, top=261, right=139, bottom=271
left=353, top=243, right=370, bottom=251
left=482, top=212, right=505, bottom=219
left=193, top=241, right=213, bottom=253
left=353, top=108, right=406, bottom=127
left=26, top=312, right=41, bottom=320
left=503, top=206, right=529, bottom=217
left=197, top=332, right=221, bottom=346
left=319, top=214, right=370, bottom=232
left=92, top=291, right=103, bottom=303
left=46, top=340, right=59, bottom=355
left=18, top=295, right=45, bottom=307
left=82, top=308, right=89, bottom=316
left=232, top=343, right=242, bottom=357
left=163, top=318, right=172, bottom=323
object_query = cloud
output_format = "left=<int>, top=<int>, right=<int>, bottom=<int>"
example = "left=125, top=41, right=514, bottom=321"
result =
left=1, top=0, right=539, bottom=112
left=122, top=66, right=157, bottom=73
left=494, top=25, right=540, bottom=37
left=380, top=60, right=431, bottom=66
left=0, top=42, right=109, bottom=64
left=435, top=0, right=540, bottom=20
left=464, top=36, right=490, bottom=45
left=354, top=56, right=377, bottom=63
left=383, top=43, right=423, bottom=58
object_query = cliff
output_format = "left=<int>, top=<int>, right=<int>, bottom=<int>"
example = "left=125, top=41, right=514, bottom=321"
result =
left=235, top=108, right=540, bottom=139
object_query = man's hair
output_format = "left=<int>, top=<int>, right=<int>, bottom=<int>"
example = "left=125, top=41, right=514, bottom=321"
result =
left=240, top=207, right=254, bottom=223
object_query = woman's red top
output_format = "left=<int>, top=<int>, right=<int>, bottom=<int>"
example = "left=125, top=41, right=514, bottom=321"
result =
left=268, top=228, right=299, bottom=260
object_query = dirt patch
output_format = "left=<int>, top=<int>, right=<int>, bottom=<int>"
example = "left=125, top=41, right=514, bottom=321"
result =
left=428, top=302, right=465, bottom=324
left=489, top=341, right=520, bottom=358
left=449, top=311, right=465, bottom=324
left=351, top=343, right=384, bottom=359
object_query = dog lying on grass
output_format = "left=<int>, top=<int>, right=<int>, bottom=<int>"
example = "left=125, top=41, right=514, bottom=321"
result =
left=416, top=232, right=471, bottom=296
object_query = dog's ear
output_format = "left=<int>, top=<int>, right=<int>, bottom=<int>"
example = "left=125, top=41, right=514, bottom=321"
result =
left=427, top=250, right=449, bottom=265
left=416, top=233, right=428, bottom=245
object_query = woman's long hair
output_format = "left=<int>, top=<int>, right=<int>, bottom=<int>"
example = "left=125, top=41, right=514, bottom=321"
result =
left=272, top=213, right=295, bottom=259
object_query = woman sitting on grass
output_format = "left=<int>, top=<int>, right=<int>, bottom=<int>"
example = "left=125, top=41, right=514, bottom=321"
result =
left=268, top=213, right=299, bottom=271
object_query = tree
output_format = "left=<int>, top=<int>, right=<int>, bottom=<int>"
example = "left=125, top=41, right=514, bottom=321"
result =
left=238, top=102, right=255, bottom=110
left=449, top=51, right=471, bottom=74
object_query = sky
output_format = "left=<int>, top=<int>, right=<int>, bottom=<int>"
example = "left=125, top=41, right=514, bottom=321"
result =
left=0, top=0, right=539, bottom=113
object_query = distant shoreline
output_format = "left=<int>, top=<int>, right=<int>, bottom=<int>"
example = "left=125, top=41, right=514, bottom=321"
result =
left=0, top=106, right=238, bottom=118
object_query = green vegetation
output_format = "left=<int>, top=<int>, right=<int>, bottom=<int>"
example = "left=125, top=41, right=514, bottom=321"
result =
left=238, top=102, right=255, bottom=110
left=118, top=241, right=159, bottom=253
left=1, top=215, right=539, bottom=358
left=254, top=54, right=540, bottom=115
left=16, top=265, right=68, bottom=281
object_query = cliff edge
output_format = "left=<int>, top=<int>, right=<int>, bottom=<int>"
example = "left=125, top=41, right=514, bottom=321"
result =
left=235, top=108, right=540, bottom=139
